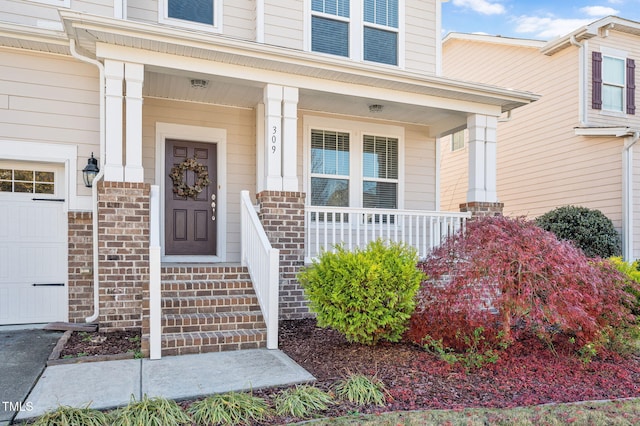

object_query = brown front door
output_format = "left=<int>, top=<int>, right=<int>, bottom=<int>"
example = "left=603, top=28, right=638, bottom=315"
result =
left=165, top=139, right=217, bottom=256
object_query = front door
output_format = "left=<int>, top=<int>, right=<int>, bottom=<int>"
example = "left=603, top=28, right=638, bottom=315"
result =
left=165, top=140, right=217, bottom=256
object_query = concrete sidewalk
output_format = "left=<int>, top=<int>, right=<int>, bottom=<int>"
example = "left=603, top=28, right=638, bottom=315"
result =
left=15, top=349, right=315, bottom=422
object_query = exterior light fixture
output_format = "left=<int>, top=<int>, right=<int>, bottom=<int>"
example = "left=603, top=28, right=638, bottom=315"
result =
left=82, top=153, right=99, bottom=188
left=190, top=78, right=209, bottom=89
left=369, top=104, right=383, bottom=113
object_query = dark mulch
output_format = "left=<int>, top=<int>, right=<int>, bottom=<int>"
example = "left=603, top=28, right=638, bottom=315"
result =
left=272, top=318, right=640, bottom=420
left=59, top=329, right=141, bottom=358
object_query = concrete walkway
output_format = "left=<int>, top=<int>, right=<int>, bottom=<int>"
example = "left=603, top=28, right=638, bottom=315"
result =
left=15, top=349, right=315, bottom=422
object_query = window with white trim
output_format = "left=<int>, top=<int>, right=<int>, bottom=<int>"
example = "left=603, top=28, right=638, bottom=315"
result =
left=592, top=50, right=636, bottom=115
left=309, top=0, right=400, bottom=66
left=451, top=130, right=465, bottom=152
left=159, top=0, right=222, bottom=32
left=308, top=120, right=402, bottom=210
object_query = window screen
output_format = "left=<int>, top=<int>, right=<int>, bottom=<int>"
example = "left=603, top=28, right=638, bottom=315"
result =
left=362, top=135, right=398, bottom=209
left=363, top=27, right=397, bottom=65
left=311, top=130, right=350, bottom=206
left=603, top=56, right=625, bottom=112
left=312, top=16, right=349, bottom=57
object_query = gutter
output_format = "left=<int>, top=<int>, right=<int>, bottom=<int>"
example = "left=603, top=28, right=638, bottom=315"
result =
left=623, top=131, right=640, bottom=261
left=69, top=39, right=105, bottom=323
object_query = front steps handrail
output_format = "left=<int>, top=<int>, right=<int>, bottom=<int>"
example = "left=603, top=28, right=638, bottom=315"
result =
left=240, top=190, right=279, bottom=349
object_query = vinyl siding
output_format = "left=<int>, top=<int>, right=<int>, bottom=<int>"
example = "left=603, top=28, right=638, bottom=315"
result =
left=142, top=98, right=256, bottom=263
left=0, top=48, right=99, bottom=199
left=0, top=0, right=113, bottom=28
left=405, top=0, right=437, bottom=75
left=263, top=0, right=304, bottom=50
left=442, top=37, right=624, bottom=234
left=127, top=0, right=255, bottom=41
left=587, top=31, right=640, bottom=128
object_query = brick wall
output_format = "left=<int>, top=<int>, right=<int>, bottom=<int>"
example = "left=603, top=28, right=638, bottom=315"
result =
left=460, top=201, right=504, bottom=218
left=97, top=181, right=150, bottom=331
left=256, top=191, right=311, bottom=319
left=68, top=212, right=94, bottom=323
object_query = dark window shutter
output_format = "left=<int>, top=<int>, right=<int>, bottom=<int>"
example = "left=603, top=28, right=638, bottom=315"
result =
left=592, top=51, right=602, bottom=110
left=627, top=58, right=636, bottom=115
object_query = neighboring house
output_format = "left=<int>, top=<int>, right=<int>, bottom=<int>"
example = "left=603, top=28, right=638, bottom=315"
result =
left=441, top=16, right=640, bottom=262
left=0, top=0, right=536, bottom=357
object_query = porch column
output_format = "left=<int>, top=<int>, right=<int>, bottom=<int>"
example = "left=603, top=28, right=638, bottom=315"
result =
left=125, top=63, right=144, bottom=182
left=104, top=60, right=124, bottom=182
left=462, top=114, right=503, bottom=217
left=264, top=84, right=283, bottom=190
left=466, top=114, right=498, bottom=203
left=282, top=87, right=299, bottom=191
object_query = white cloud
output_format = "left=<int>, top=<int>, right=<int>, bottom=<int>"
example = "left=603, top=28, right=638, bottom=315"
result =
left=514, top=16, right=593, bottom=39
left=451, top=0, right=506, bottom=15
left=580, top=5, right=620, bottom=16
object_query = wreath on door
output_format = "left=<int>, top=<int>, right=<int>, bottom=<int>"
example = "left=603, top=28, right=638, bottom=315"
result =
left=169, top=157, right=211, bottom=199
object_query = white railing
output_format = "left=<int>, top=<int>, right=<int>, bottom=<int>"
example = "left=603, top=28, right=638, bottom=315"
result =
left=149, top=185, right=162, bottom=360
left=240, top=190, right=280, bottom=349
left=305, top=206, right=471, bottom=261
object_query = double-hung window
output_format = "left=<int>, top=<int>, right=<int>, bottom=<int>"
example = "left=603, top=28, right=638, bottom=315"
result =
left=308, top=118, right=401, bottom=211
left=310, top=0, right=400, bottom=66
left=159, top=0, right=222, bottom=32
left=363, top=0, right=398, bottom=65
left=311, top=0, right=351, bottom=58
left=592, top=50, right=636, bottom=115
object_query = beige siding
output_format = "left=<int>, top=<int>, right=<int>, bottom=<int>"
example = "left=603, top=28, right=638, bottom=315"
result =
left=263, top=0, right=304, bottom=50
left=586, top=31, right=640, bottom=128
left=442, top=37, right=624, bottom=233
left=634, top=143, right=640, bottom=258
left=0, top=0, right=113, bottom=28
left=127, top=0, right=255, bottom=41
left=0, top=48, right=99, bottom=199
left=404, top=0, right=436, bottom=75
left=439, top=132, right=468, bottom=211
left=142, top=98, right=256, bottom=263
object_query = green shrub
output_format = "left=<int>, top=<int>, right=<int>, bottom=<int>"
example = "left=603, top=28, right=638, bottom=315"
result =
left=535, top=206, right=621, bottom=258
left=111, top=395, right=191, bottom=426
left=334, top=374, right=387, bottom=406
left=187, top=392, right=270, bottom=425
left=31, top=405, right=110, bottom=426
left=274, top=385, right=333, bottom=418
left=609, top=256, right=640, bottom=316
left=297, top=239, right=424, bottom=345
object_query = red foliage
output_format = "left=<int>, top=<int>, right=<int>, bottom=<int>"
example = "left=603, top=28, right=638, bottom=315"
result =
left=407, top=216, right=634, bottom=352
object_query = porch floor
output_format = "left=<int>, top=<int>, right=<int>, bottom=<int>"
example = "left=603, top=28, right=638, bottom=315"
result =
left=17, top=349, right=314, bottom=421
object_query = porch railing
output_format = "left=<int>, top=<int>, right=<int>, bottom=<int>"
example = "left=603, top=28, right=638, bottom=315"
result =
left=240, top=190, right=279, bottom=349
left=149, top=185, right=162, bottom=360
left=305, top=206, right=471, bottom=262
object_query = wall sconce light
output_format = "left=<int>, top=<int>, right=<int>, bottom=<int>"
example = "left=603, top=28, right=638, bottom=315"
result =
left=83, top=153, right=99, bottom=188
left=369, top=104, right=384, bottom=113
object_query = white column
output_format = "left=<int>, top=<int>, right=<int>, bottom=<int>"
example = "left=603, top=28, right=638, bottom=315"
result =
left=282, top=87, right=299, bottom=191
left=125, top=63, right=144, bottom=183
left=264, top=84, right=283, bottom=191
left=104, top=60, right=124, bottom=182
left=466, top=114, right=486, bottom=202
left=484, top=115, right=498, bottom=202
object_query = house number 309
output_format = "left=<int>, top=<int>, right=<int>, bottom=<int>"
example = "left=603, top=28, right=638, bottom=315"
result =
left=271, top=126, right=278, bottom=154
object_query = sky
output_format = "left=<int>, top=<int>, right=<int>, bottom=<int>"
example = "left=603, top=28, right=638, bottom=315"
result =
left=442, top=0, right=640, bottom=41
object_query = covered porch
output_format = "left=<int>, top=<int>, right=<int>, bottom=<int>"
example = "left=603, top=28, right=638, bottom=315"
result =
left=59, top=11, right=538, bottom=358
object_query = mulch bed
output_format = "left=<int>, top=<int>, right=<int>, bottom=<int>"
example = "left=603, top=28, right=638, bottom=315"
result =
left=58, top=319, right=640, bottom=423
left=58, top=329, right=141, bottom=359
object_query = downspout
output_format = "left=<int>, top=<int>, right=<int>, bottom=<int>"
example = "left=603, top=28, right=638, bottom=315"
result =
left=570, top=36, right=588, bottom=126
left=623, top=131, right=640, bottom=261
left=69, top=39, right=105, bottom=323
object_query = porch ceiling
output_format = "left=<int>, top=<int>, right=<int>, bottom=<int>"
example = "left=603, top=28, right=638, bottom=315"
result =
left=144, top=68, right=468, bottom=133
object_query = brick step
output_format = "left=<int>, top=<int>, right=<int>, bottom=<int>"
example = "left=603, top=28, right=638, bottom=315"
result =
left=162, top=295, right=262, bottom=314
left=162, top=311, right=266, bottom=334
left=161, top=280, right=255, bottom=298
left=161, top=329, right=267, bottom=356
left=161, top=265, right=250, bottom=282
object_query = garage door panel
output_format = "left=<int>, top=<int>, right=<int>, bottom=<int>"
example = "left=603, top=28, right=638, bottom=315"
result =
left=0, top=163, right=67, bottom=325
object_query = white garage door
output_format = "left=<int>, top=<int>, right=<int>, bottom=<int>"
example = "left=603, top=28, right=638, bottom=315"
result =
left=0, top=162, right=68, bottom=325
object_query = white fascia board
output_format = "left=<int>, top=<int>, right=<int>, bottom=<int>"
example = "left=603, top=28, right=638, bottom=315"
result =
left=444, top=32, right=546, bottom=49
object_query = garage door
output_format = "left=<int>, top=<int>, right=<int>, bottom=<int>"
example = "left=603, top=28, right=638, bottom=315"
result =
left=0, top=162, right=67, bottom=325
